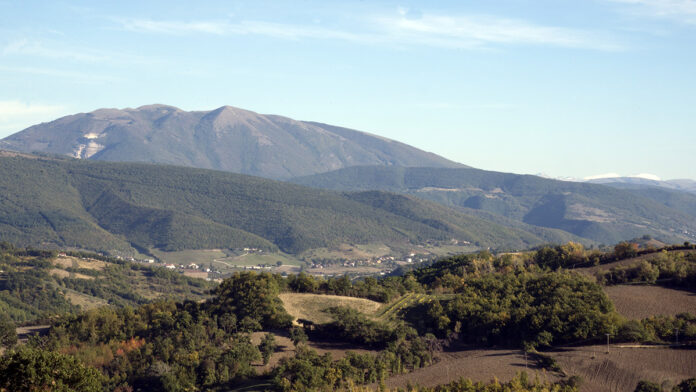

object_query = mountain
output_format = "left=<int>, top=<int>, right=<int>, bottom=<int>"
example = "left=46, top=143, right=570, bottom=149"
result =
left=291, top=166, right=696, bottom=245
left=0, top=105, right=462, bottom=179
left=0, top=153, right=576, bottom=256
left=586, top=176, right=696, bottom=195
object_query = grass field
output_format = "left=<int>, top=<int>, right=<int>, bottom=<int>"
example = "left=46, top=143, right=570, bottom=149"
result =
left=150, top=249, right=228, bottom=265
left=604, top=285, right=696, bottom=319
left=151, top=248, right=306, bottom=273
left=278, top=293, right=384, bottom=324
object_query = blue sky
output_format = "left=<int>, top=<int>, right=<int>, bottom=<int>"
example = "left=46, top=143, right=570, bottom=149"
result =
left=1, top=0, right=694, bottom=179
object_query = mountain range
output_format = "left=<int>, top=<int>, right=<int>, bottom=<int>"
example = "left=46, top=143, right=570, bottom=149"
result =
left=0, top=105, right=461, bottom=179
left=1, top=104, right=694, bottom=252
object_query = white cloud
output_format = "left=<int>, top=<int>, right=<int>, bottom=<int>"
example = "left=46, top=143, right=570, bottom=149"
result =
left=121, top=19, right=229, bottom=35
left=118, top=12, right=621, bottom=51
left=3, top=39, right=109, bottom=62
left=0, top=101, right=68, bottom=136
left=0, top=65, right=121, bottom=84
left=610, top=0, right=696, bottom=24
left=373, top=14, right=621, bottom=50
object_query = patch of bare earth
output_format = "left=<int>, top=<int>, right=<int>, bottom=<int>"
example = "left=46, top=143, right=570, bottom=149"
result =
left=377, top=350, right=560, bottom=390
left=551, top=345, right=696, bottom=392
left=604, top=285, right=696, bottom=319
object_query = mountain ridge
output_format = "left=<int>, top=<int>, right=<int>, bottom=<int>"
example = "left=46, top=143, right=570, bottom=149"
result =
left=291, top=165, right=696, bottom=245
left=0, top=104, right=464, bottom=179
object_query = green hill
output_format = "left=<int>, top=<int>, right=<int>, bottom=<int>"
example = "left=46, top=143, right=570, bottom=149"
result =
left=291, top=166, right=696, bottom=244
left=0, top=153, right=574, bottom=256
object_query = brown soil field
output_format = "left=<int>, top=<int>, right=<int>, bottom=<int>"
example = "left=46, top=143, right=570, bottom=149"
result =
left=377, top=349, right=561, bottom=390
left=551, top=345, right=696, bottom=392
left=604, top=285, right=696, bottom=319
left=279, top=293, right=383, bottom=324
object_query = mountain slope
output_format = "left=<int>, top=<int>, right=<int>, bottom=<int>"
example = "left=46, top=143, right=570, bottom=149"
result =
left=586, top=176, right=696, bottom=195
left=0, top=105, right=462, bottom=179
left=291, top=166, right=696, bottom=244
left=0, top=153, right=570, bottom=256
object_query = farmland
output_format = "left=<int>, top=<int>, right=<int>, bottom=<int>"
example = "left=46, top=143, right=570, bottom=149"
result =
left=604, top=285, right=696, bottom=319
left=551, top=345, right=696, bottom=392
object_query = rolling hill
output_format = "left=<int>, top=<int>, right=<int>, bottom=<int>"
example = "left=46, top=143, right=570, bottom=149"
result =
left=291, top=165, right=696, bottom=244
left=0, top=152, right=576, bottom=256
left=0, top=104, right=462, bottom=179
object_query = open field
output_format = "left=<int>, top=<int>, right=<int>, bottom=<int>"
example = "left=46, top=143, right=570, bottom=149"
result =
left=52, top=255, right=107, bottom=271
left=377, top=349, right=560, bottom=390
left=279, top=293, right=383, bottom=324
left=551, top=345, right=696, bottom=392
left=300, top=243, right=393, bottom=261
left=604, top=285, right=696, bottom=319
left=63, top=289, right=108, bottom=310
left=150, top=249, right=228, bottom=265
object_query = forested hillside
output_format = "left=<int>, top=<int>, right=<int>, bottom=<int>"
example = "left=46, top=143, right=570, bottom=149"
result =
left=3, top=242, right=695, bottom=391
left=292, top=166, right=696, bottom=245
left=0, top=153, right=579, bottom=256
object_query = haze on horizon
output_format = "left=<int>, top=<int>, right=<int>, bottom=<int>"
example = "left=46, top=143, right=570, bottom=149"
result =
left=1, top=0, right=694, bottom=180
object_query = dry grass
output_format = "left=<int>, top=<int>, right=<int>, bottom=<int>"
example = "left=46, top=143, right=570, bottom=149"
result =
left=604, top=285, right=696, bottom=319
left=64, top=290, right=108, bottom=310
left=551, top=345, right=696, bottom=392
left=52, top=255, right=105, bottom=271
left=378, top=349, right=560, bottom=390
left=49, top=268, right=71, bottom=279
left=49, top=268, right=94, bottom=280
left=279, top=293, right=383, bottom=324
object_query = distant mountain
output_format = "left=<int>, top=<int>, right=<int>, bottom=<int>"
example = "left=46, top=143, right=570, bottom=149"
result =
left=0, top=105, right=462, bottom=179
left=587, top=176, right=696, bottom=195
left=291, top=166, right=696, bottom=245
left=0, top=153, right=575, bottom=256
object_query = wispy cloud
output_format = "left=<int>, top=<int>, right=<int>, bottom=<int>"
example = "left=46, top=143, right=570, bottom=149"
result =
left=2, top=39, right=160, bottom=66
left=373, top=13, right=621, bottom=50
left=3, top=39, right=109, bottom=62
left=610, top=0, right=696, bottom=24
left=118, top=11, right=622, bottom=51
left=0, top=100, right=68, bottom=136
left=0, top=65, right=121, bottom=84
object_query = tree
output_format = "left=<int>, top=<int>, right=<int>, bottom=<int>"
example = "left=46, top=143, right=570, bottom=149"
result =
left=289, top=327, right=308, bottom=347
left=634, top=380, right=663, bottom=392
left=0, top=347, right=103, bottom=392
left=0, top=314, right=17, bottom=348
left=674, top=378, right=696, bottom=392
left=259, top=333, right=278, bottom=365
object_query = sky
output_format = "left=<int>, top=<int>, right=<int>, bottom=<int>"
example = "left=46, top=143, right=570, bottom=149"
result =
left=1, top=0, right=695, bottom=180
